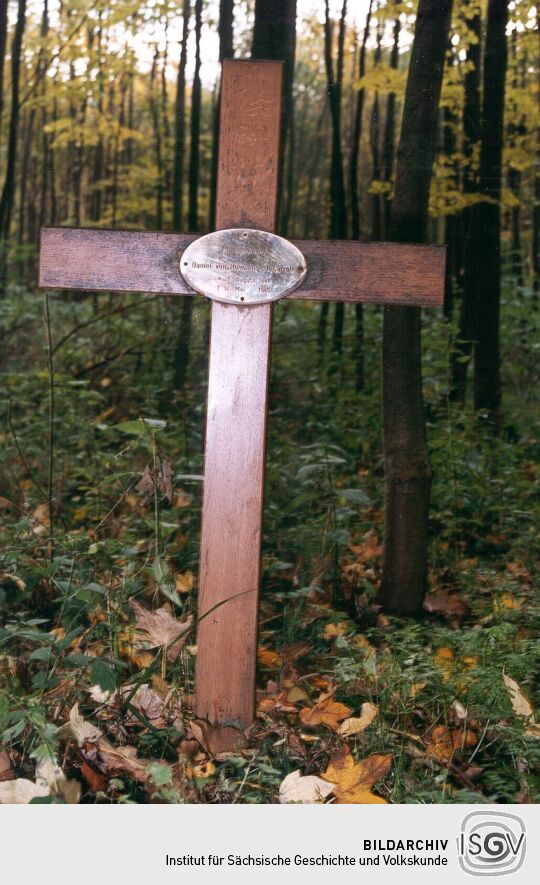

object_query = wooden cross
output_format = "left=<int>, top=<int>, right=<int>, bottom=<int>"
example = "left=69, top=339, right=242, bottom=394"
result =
left=39, top=60, right=445, bottom=729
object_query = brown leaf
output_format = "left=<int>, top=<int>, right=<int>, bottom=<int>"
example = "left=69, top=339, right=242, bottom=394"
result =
left=123, top=683, right=169, bottom=729
left=299, top=693, right=352, bottom=732
left=423, top=592, right=469, bottom=619
left=80, top=761, right=108, bottom=793
left=0, top=751, right=14, bottom=783
left=425, top=724, right=477, bottom=763
left=258, top=690, right=298, bottom=715
left=129, top=599, right=192, bottom=663
left=322, top=745, right=391, bottom=803
left=136, top=456, right=174, bottom=503
left=189, top=719, right=247, bottom=757
left=95, top=737, right=152, bottom=784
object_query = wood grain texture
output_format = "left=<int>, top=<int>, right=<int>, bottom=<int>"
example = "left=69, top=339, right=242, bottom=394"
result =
left=195, top=60, right=283, bottom=727
left=40, top=227, right=445, bottom=308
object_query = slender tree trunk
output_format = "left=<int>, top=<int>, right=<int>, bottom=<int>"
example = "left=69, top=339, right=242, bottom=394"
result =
left=378, top=0, right=452, bottom=614
left=349, top=2, right=373, bottom=391
left=0, top=0, right=9, bottom=137
left=208, top=0, right=233, bottom=229
left=173, top=0, right=190, bottom=231
left=150, top=48, right=164, bottom=230
left=0, top=0, right=27, bottom=292
left=323, top=0, right=348, bottom=356
left=370, top=23, right=383, bottom=241
left=91, top=20, right=104, bottom=222
left=188, top=0, right=203, bottom=232
left=382, top=4, right=401, bottom=239
left=451, top=8, right=481, bottom=402
left=350, top=1, right=372, bottom=241
left=473, top=0, right=508, bottom=421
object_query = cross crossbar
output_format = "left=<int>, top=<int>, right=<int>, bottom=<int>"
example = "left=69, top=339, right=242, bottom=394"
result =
left=39, top=59, right=446, bottom=729
left=39, top=228, right=444, bottom=308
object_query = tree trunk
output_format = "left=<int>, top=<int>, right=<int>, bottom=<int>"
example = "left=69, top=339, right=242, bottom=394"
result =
left=252, top=0, right=297, bottom=233
left=451, top=7, right=481, bottom=402
left=0, top=0, right=27, bottom=292
left=0, top=0, right=9, bottom=137
left=323, top=0, right=348, bottom=356
left=473, top=0, right=508, bottom=420
left=172, top=1, right=193, bottom=394
left=349, top=1, right=373, bottom=241
left=370, top=23, right=383, bottom=241
left=382, top=4, right=401, bottom=239
left=378, top=0, right=452, bottom=614
left=349, top=2, right=373, bottom=391
left=172, top=0, right=190, bottom=231
left=188, top=0, right=202, bottom=232
left=150, top=48, right=164, bottom=230
left=208, top=0, right=234, bottom=228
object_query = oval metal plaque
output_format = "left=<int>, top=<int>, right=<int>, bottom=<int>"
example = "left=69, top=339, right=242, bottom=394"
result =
left=180, top=228, right=307, bottom=306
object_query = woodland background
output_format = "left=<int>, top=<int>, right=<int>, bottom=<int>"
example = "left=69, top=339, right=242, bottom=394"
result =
left=0, top=0, right=539, bottom=805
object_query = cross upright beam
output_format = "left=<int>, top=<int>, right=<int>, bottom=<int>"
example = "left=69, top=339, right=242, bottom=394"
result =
left=195, top=60, right=283, bottom=726
left=39, top=59, right=446, bottom=731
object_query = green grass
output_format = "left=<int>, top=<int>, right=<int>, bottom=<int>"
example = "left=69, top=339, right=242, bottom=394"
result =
left=0, top=276, right=538, bottom=803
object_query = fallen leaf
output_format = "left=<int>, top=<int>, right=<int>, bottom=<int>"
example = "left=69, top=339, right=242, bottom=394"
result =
left=0, top=759, right=80, bottom=804
left=339, top=702, right=378, bottom=737
left=123, top=683, right=169, bottom=729
left=503, top=674, right=535, bottom=722
left=423, top=592, right=469, bottom=619
left=175, top=571, right=194, bottom=594
left=323, top=621, right=350, bottom=640
left=190, top=761, right=216, bottom=779
left=286, top=685, right=309, bottom=704
left=349, top=529, right=383, bottom=562
left=0, top=751, right=14, bottom=782
left=279, top=770, right=335, bottom=804
left=129, top=598, right=192, bottom=663
left=425, top=724, right=477, bottom=763
left=300, top=693, right=352, bottom=732
left=257, top=647, right=282, bottom=669
left=258, top=690, right=298, bottom=715
left=189, top=719, right=247, bottom=757
left=95, top=739, right=153, bottom=784
left=434, top=646, right=454, bottom=681
left=57, top=703, right=103, bottom=745
left=31, top=503, right=50, bottom=536
left=322, top=745, right=391, bottom=803
left=506, top=562, right=532, bottom=585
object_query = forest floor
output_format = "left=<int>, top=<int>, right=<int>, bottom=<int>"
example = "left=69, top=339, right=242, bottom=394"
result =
left=0, top=272, right=539, bottom=804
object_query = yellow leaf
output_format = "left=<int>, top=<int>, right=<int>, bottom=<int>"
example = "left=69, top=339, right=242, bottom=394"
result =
left=191, top=761, right=216, bottom=779
left=339, top=702, right=378, bottom=737
left=257, top=647, right=282, bottom=669
left=434, top=646, right=454, bottom=681
left=322, top=746, right=391, bottom=804
left=323, top=621, right=349, bottom=640
left=175, top=570, right=194, bottom=594
left=299, top=693, right=351, bottom=732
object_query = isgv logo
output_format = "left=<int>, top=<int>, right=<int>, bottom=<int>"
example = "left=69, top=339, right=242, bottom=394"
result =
left=458, top=812, right=526, bottom=877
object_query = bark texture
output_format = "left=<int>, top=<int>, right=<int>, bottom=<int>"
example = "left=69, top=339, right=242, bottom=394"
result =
left=379, top=0, right=452, bottom=614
